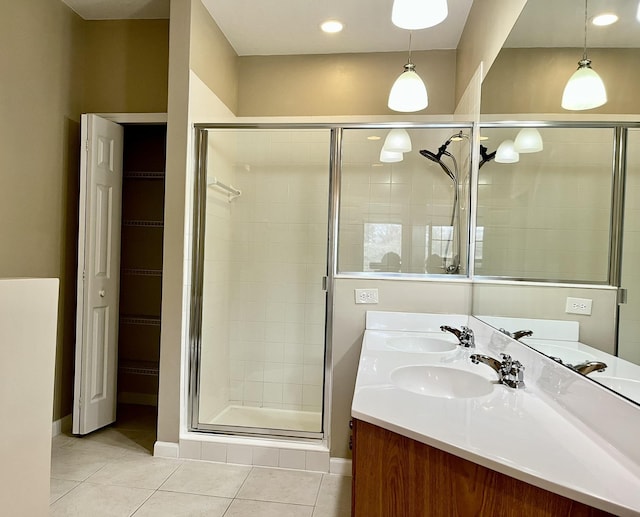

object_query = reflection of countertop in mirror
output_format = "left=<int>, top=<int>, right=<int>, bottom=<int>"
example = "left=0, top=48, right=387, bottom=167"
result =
left=352, top=311, right=640, bottom=516
left=478, top=314, right=640, bottom=404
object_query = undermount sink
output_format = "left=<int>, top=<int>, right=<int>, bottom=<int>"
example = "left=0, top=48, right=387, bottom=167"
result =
left=390, top=365, right=494, bottom=399
left=385, top=336, right=458, bottom=354
left=594, top=376, right=640, bottom=401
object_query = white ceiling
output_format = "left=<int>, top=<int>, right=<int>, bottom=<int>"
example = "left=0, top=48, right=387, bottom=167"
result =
left=59, top=0, right=640, bottom=54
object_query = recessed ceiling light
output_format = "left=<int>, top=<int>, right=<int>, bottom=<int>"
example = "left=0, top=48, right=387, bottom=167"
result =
left=592, top=13, right=618, bottom=26
left=367, top=136, right=381, bottom=141
left=320, top=20, right=343, bottom=33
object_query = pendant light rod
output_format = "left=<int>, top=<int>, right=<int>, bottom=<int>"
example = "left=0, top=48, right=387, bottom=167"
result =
left=582, top=0, right=588, bottom=60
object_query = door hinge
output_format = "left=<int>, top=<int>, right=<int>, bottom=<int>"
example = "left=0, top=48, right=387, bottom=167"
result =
left=618, top=288, right=628, bottom=305
left=85, top=139, right=89, bottom=152
left=322, top=276, right=328, bottom=291
left=82, top=270, right=86, bottom=281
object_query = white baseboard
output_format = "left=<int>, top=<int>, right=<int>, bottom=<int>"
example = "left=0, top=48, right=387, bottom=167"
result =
left=329, top=457, right=352, bottom=476
left=154, top=441, right=179, bottom=459
left=52, top=414, right=72, bottom=437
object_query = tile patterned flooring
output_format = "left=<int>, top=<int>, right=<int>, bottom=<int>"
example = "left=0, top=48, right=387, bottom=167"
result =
left=49, top=408, right=351, bottom=516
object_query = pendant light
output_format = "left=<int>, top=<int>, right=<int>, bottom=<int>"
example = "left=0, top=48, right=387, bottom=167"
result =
left=513, top=128, right=543, bottom=153
left=495, top=140, right=519, bottom=164
left=392, top=0, right=448, bottom=30
left=561, top=0, right=607, bottom=111
left=382, top=128, right=412, bottom=153
left=388, top=32, right=428, bottom=112
left=380, top=149, right=403, bottom=163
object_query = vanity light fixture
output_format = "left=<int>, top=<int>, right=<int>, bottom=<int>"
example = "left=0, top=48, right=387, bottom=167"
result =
left=391, top=0, right=448, bottom=30
left=561, top=0, right=607, bottom=110
left=380, top=149, right=403, bottom=163
left=320, top=20, right=343, bottom=33
left=495, top=140, right=520, bottom=164
left=388, top=32, right=428, bottom=112
left=382, top=128, right=412, bottom=153
left=513, top=128, right=543, bottom=153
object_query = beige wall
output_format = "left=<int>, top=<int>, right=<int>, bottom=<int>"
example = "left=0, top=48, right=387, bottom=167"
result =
left=456, top=0, right=527, bottom=104
left=473, top=284, right=618, bottom=354
left=81, top=19, right=169, bottom=113
left=0, top=0, right=83, bottom=422
left=238, top=50, right=456, bottom=116
left=189, top=0, right=239, bottom=114
left=482, top=48, right=640, bottom=114
left=1, top=0, right=170, bottom=423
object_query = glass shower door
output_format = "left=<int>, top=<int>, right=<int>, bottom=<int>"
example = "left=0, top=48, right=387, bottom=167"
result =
left=190, top=127, right=331, bottom=438
left=618, top=128, right=640, bottom=366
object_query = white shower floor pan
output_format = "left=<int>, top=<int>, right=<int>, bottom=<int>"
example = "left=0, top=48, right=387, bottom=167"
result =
left=209, top=405, right=321, bottom=433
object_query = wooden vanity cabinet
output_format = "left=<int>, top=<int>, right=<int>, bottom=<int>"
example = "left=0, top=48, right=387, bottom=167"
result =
left=351, top=419, right=614, bottom=517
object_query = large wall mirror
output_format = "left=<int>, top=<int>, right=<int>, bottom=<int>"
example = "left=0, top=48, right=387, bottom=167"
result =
left=473, top=0, right=640, bottom=405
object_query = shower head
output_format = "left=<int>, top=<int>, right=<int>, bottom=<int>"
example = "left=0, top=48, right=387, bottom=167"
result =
left=479, top=145, right=496, bottom=169
left=419, top=149, right=456, bottom=182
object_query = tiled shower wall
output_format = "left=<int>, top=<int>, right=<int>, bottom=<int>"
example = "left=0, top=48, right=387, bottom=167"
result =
left=225, top=130, right=330, bottom=413
left=338, top=128, right=471, bottom=275
left=476, top=127, right=613, bottom=282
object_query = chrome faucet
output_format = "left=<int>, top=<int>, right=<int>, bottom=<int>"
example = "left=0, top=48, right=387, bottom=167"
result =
left=499, top=328, right=533, bottom=341
left=569, top=361, right=607, bottom=376
left=470, top=353, right=525, bottom=389
left=440, top=325, right=475, bottom=348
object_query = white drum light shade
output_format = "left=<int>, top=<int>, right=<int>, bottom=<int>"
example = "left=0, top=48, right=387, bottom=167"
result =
left=392, top=0, right=448, bottom=30
left=514, top=128, right=543, bottom=153
left=495, top=140, right=520, bottom=164
left=388, top=63, right=428, bottom=112
left=380, top=149, right=403, bottom=163
left=383, top=129, right=412, bottom=153
left=561, top=59, right=607, bottom=110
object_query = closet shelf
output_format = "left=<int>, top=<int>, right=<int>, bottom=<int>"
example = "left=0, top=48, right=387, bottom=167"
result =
left=120, top=315, right=161, bottom=326
left=119, top=360, right=159, bottom=376
left=122, top=220, right=164, bottom=228
left=121, top=268, right=163, bottom=277
left=123, top=171, right=165, bottom=179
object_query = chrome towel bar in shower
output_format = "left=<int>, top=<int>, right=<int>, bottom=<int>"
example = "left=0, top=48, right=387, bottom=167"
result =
left=207, top=177, right=241, bottom=201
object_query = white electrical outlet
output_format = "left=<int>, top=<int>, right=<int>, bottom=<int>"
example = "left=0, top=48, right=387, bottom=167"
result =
left=355, top=288, right=379, bottom=304
left=565, top=297, right=592, bottom=315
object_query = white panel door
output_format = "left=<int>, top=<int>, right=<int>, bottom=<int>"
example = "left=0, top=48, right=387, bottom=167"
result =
left=73, top=114, right=124, bottom=435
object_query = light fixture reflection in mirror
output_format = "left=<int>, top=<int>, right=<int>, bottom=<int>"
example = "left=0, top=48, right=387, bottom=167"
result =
left=383, top=128, right=412, bottom=153
left=380, top=149, right=403, bottom=163
left=495, top=140, right=519, bottom=163
left=514, top=128, right=543, bottom=153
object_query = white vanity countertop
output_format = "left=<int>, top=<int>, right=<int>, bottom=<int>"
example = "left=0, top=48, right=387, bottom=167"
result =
left=351, top=312, right=640, bottom=516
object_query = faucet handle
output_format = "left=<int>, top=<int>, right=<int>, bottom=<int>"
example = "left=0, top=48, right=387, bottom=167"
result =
left=499, top=353, right=525, bottom=389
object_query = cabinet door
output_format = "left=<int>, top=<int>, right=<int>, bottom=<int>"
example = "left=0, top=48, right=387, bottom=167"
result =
left=73, top=114, right=124, bottom=435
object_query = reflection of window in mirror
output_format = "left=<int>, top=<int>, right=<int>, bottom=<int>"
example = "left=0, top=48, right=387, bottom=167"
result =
left=364, top=223, right=402, bottom=272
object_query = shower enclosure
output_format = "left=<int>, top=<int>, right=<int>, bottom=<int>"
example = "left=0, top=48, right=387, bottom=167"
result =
left=188, top=123, right=472, bottom=440
left=189, top=126, right=332, bottom=438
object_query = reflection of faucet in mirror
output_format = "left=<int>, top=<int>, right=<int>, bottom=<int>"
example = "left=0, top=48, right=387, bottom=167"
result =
left=419, top=132, right=469, bottom=275
left=498, top=328, right=533, bottom=341
left=440, top=325, right=475, bottom=348
left=570, top=361, right=607, bottom=376
left=470, top=353, right=526, bottom=389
